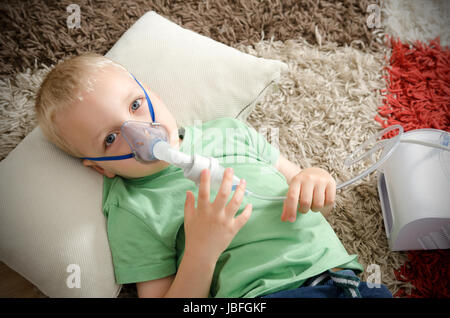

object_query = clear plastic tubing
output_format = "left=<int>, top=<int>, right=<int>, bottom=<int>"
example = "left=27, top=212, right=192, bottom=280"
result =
left=152, top=125, right=449, bottom=202
left=244, top=126, right=450, bottom=202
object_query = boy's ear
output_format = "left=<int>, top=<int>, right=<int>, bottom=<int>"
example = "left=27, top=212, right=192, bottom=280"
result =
left=82, top=159, right=116, bottom=178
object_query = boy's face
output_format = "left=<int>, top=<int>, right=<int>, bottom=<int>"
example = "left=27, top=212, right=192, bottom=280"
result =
left=54, top=64, right=181, bottom=179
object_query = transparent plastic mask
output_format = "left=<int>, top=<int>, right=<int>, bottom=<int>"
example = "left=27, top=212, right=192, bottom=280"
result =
left=120, top=120, right=169, bottom=163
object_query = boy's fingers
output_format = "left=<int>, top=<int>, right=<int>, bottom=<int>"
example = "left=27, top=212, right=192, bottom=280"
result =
left=324, top=181, right=336, bottom=207
left=234, top=203, right=252, bottom=230
left=281, top=202, right=287, bottom=221
left=311, top=185, right=326, bottom=212
left=213, top=167, right=234, bottom=209
left=184, top=191, right=195, bottom=217
left=226, top=178, right=246, bottom=217
left=284, top=179, right=301, bottom=222
left=298, top=182, right=314, bottom=214
left=198, top=169, right=210, bottom=211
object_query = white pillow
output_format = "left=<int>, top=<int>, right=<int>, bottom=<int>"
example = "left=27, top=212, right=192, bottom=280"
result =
left=105, top=11, right=287, bottom=128
left=0, top=11, right=287, bottom=297
left=0, top=128, right=119, bottom=297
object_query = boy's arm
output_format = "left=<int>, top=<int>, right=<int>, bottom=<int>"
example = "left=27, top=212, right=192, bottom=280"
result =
left=275, top=154, right=335, bottom=220
left=136, top=250, right=217, bottom=298
left=274, top=154, right=302, bottom=184
left=138, top=168, right=252, bottom=298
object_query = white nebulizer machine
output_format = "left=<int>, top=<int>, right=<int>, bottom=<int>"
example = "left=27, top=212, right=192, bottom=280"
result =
left=81, top=74, right=450, bottom=251
left=377, top=128, right=450, bottom=251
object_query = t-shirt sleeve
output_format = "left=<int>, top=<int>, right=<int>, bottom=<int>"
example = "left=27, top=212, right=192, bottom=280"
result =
left=234, top=118, right=280, bottom=167
left=105, top=204, right=176, bottom=284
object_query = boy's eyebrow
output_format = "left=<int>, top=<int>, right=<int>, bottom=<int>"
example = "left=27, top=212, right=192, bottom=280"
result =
left=92, top=89, right=135, bottom=153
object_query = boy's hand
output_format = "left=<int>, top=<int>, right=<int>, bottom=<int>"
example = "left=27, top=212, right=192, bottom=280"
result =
left=184, top=168, right=253, bottom=261
left=281, top=167, right=336, bottom=222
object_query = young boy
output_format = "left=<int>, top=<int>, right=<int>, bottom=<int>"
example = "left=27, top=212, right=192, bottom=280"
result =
left=35, top=54, right=392, bottom=298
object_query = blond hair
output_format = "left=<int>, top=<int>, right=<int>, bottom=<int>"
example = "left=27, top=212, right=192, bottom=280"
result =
left=35, top=53, right=129, bottom=157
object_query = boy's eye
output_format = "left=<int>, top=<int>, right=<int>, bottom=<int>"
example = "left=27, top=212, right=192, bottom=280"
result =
left=131, top=99, right=141, bottom=111
left=105, top=133, right=117, bottom=147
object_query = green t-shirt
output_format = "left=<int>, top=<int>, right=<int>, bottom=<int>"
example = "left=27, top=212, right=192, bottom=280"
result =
left=102, top=117, right=363, bottom=298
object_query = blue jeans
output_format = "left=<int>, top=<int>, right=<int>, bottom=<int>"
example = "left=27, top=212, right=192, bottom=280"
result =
left=260, top=270, right=393, bottom=298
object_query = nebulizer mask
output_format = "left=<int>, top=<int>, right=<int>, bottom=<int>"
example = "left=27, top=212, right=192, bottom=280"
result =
left=82, top=74, right=450, bottom=202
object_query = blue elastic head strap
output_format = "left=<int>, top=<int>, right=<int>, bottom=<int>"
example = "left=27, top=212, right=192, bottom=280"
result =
left=131, top=74, right=155, bottom=123
left=80, top=74, right=155, bottom=161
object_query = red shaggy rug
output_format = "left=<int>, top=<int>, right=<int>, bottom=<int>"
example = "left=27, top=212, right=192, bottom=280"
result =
left=376, top=35, right=450, bottom=298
